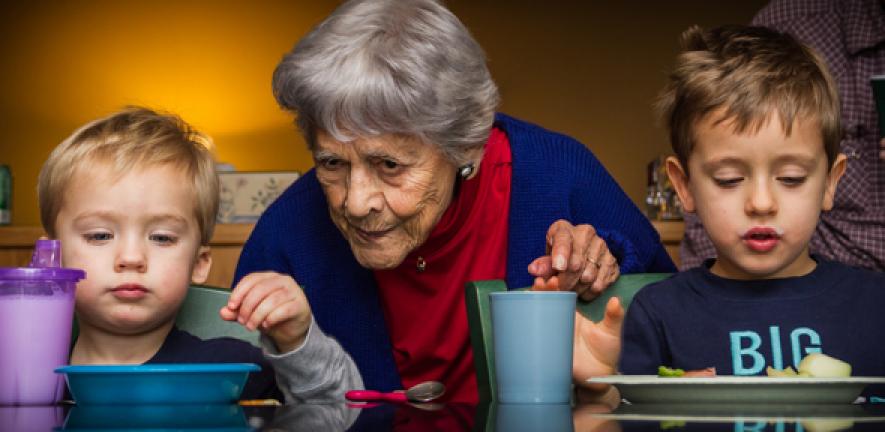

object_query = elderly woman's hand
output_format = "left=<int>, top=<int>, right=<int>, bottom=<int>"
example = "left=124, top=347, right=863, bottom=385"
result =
left=528, top=219, right=620, bottom=301
left=220, top=271, right=313, bottom=354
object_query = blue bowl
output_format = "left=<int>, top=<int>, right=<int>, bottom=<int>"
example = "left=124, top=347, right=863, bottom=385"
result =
left=55, top=363, right=260, bottom=405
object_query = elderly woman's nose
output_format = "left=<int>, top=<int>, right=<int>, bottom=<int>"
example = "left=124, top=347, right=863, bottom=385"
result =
left=344, top=171, right=385, bottom=217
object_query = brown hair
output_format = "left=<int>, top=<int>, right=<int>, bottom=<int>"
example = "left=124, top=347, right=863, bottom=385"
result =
left=38, top=106, right=219, bottom=245
left=656, top=25, right=841, bottom=174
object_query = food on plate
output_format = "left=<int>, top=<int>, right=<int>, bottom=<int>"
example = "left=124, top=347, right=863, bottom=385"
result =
left=658, top=366, right=684, bottom=377
left=798, top=353, right=852, bottom=377
left=766, top=353, right=852, bottom=378
left=657, top=366, right=716, bottom=377
left=765, top=366, right=801, bottom=377
left=682, top=367, right=716, bottom=377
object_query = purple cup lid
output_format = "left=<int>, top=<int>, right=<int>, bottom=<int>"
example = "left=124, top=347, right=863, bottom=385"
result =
left=0, top=266, right=85, bottom=281
left=0, top=239, right=86, bottom=282
left=30, top=239, right=62, bottom=267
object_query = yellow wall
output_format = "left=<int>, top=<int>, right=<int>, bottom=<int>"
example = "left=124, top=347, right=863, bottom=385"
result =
left=0, top=0, right=767, bottom=227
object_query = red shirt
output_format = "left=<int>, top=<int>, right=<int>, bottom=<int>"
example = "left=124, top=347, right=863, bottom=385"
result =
left=373, top=128, right=512, bottom=403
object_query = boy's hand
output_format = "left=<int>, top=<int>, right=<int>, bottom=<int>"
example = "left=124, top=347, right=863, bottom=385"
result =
left=528, top=220, right=620, bottom=301
left=220, top=271, right=312, bottom=354
left=531, top=277, right=624, bottom=407
left=572, top=297, right=624, bottom=408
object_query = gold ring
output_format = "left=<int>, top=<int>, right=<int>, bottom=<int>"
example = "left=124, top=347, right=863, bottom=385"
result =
left=587, top=256, right=601, bottom=268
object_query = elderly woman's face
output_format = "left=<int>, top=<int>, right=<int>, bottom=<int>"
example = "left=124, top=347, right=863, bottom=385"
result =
left=314, top=131, right=458, bottom=269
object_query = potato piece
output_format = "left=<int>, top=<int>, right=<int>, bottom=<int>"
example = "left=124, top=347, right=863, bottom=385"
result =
left=766, top=366, right=798, bottom=377
left=798, top=353, right=852, bottom=378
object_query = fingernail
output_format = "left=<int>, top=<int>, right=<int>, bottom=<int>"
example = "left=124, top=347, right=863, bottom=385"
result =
left=554, top=256, right=566, bottom=271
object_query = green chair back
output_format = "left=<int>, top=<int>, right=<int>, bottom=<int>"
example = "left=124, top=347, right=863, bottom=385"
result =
left=465, top=273, right=671, bottom=402
left=71, top=284, right=261, bottom=349
left=176, top=284, right=261, bottom=347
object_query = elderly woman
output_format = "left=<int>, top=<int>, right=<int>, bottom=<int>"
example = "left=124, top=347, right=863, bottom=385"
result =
left=230, top=0, right=674, bottom=403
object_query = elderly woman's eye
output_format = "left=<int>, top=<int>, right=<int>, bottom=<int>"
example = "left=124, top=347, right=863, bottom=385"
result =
left=318, top=157, right=342, bottom=170
left=383, top=160, right=399, bottom=170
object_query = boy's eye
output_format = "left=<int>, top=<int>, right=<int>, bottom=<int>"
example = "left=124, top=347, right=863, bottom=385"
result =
left=777, top=176, right=807, bottom=186
left=149, top=234, right=178, bottom=245
left=713, top=177, right=743, bottom=187
left=84, top=232, right=113, bottom=242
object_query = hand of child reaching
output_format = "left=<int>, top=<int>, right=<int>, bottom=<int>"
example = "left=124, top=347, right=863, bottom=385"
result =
left=532, top=276, right=624, bottom=408
left=573, top=297, right=624, bottom=408
left=220, top=271, right=313, bottom=354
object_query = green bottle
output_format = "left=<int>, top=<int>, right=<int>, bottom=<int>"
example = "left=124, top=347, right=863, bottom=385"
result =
left=0, top=164, right=10, bottom=225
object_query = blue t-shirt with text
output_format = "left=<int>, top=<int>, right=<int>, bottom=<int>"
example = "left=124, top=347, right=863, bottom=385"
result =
left=620, top=257, right=885, bottom=397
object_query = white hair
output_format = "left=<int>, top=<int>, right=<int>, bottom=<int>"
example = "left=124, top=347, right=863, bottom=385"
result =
left=272, top=0, right=499, bottom=165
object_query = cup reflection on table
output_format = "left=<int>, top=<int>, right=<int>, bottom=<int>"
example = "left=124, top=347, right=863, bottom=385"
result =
left=0, top=405, right=65, bottom=432
left=495, top=403, right=573, bottom=432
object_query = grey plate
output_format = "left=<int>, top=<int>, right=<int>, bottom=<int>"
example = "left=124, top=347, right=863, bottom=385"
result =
left=587, top=375, right=885, bottom=404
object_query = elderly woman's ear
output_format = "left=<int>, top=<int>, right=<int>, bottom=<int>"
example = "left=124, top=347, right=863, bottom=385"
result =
left=459, top=146, right=485, bottom=180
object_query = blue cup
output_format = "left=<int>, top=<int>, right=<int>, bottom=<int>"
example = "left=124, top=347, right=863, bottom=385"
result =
left=490, top=291, right=576, bottom=403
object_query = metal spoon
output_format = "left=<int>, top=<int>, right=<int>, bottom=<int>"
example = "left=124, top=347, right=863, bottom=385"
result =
left=345, top=381, right=446, bottom=403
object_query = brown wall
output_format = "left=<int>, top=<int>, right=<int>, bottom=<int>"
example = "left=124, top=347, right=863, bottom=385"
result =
left=0, top=0, right=768, bottom=228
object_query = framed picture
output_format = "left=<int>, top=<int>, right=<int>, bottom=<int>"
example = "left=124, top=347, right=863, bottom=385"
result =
left=217, top=171, right=300, bottom=223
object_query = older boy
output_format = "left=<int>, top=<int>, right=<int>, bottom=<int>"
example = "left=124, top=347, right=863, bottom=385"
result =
left=38, top=106, right=361, bottom=402
left=618, top=25, right=885, bottom=395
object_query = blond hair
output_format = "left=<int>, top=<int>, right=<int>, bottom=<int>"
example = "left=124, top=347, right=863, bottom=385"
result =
left=656, top=25, right=841, bottom=174
left=38, top=106, right=219, bottom=245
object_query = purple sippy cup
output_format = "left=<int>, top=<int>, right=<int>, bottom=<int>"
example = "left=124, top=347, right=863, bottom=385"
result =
left=0, top=239, right=84, bottom=405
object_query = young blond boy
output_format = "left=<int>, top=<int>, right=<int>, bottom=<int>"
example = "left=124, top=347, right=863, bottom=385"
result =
left=38, top=106, right=361, bottom=402
left=616, top=25, right=885, bottom=397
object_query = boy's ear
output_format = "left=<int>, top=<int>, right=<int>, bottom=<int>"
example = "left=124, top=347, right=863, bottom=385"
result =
left=190, top=246, right=212, bottom=285
left=665, top=156, right=696, bottom=212
left=822, top=153, right=848, bottom=211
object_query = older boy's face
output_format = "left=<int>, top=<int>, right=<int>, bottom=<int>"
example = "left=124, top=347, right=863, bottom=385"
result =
left=54, top=164, right=211, bottom=337
left=668, top=111, right=846, bottom=280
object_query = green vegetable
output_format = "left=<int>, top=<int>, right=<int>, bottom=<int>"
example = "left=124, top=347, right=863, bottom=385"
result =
left=658, top=365, right=685, bottom=377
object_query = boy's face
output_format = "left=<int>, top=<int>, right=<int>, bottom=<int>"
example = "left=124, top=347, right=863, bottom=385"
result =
left=55, top=164, right=211, bottom=335
left=667, top=111, right=846, bottom=280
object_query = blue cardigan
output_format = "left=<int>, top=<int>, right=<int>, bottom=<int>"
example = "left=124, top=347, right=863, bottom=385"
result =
left=234, top=113, right=675, bottom=391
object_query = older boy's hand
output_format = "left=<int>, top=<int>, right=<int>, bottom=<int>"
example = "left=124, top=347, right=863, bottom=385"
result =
left=572, top=297, right=624, bottom=409
left=528, top=220, right=620, bottom=301
left=220, top=271, right=312, bottom=354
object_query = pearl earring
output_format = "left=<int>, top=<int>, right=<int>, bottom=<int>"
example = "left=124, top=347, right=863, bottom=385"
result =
left=459, top=163, right=475, bottom=179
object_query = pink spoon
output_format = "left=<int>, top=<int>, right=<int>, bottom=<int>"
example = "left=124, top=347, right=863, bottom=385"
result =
left=346, top=381, right=445, bottom=403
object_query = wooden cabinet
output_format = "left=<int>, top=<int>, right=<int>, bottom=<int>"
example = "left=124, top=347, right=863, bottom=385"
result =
left=0, top=224, right=254, bottom=289
left=650, top=220, right=684, bottom=269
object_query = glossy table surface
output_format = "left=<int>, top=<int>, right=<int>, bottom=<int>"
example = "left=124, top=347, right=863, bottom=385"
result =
left=3, top=401, right=885, bottom=431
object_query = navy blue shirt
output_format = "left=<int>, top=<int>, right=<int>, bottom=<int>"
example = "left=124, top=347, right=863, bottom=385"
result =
left=620, top=257, right=885, bottom=397
left=147, top=327, right=282, bottom=401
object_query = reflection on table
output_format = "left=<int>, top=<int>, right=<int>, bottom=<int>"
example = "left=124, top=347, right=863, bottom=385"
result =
left=2, top=401, right=884, bottom=431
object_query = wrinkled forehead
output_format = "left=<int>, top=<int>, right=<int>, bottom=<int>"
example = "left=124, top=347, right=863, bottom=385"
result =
left=313, top=130, right=429, bottom=157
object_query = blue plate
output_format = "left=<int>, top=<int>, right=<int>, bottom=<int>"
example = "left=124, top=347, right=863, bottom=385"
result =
left=55, top=363, right=260, bottom=405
